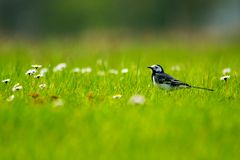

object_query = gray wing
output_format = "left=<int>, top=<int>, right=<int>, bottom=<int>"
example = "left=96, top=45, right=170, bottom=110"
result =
left=155, top=73, right=190, bottom=87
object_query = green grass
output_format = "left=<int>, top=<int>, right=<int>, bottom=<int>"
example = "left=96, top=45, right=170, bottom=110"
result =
left=0, top=37, right=240, bottom=160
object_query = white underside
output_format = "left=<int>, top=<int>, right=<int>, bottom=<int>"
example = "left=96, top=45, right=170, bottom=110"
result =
left=157, top=83, right=172, bottom=90
left=153, top=76, right=172, bottom=90
left=152, top=76, right=188, bottom=90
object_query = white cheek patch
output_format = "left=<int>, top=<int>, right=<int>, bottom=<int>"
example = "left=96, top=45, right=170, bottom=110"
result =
left=151, top=65, right=162, bottom=72
left=156, top=67, right=162, bottom=72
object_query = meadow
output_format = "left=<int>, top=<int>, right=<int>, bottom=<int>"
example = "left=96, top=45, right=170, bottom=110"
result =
left=0, top=35, right=240, bottom=160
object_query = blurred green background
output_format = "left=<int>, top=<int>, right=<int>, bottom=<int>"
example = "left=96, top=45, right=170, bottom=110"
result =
left=0, top=0, right=239, bottom=36
left=0, top=1, right=240, bottom=160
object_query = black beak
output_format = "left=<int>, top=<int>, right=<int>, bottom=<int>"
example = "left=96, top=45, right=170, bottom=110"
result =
left=147, top=66, right=152, bottom=69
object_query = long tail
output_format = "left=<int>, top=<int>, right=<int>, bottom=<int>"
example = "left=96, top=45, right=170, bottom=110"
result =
left=191, top=86, right=214, bottom=91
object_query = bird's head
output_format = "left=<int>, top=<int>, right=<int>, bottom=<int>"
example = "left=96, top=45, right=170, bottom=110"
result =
left=148, top=64, right=164, bottom=73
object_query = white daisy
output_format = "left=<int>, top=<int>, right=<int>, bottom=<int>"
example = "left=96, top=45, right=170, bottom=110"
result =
left=109, top=69, right=118, bottom=75
left=34, top=74, right=44, bottom=79
left=39, top=83, right=46, bottom=89
left=121, top=68, right=129, bottom=74
left=6, top=95, right=15, bottom=102
left=81, top=67, right=92, bottom=74
left=53, top=63, right=67, bottom=72
left=2, top=78, right=10, bottom=84
left=12, top=83, right=23, bottom=92
left=73, top=67, right=81, bottom=73
left=223, top=68, right=231, bottom=75
left=31, top=64, right=42, bottom=69
left=25, top=69, right=37, bottom=75
left=220, top=75, right=230, bottom=81
left=129, top=95, right=145, bottom=105
left=40, top=68, right=48, bottom=75
left=112, top=94, right=122, bottom=99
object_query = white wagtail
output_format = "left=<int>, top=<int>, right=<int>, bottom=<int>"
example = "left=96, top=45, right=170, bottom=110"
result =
left=148, top=64, right=214, bottom=91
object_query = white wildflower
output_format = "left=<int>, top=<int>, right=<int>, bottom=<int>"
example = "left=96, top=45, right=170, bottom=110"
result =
left=112, top=94, right=122, bottom=99
left=73, top=67, right=81, bottom=73
left=40, top=68, right=48, bottom=75
left=220, top=75, right=230, bottom=81
left=97, top=71, right=105, bottom=76
left=171, top=65, right=181, bottom=71
left=129, top=95, right=145, bottom=105
left=121, top=68, right=129, bottom=74
left=34, top=74, right=44, bottom=79
left=223, top=68, right=231, bottom=75
left=81, top=67, right=92, bottom=74
left=53, top=63, right=67, bottom=72
left=12, top=83, right=23, bottom=92
left=25, top=69, right=37, bottom=75
left=31, top=64, right=42, bottom=69
left=109, top=69, right=118, bottom=75
left=6, top=95, right=15, bottom=102
left=2, top=78, right=10, bottom=84
left=39, top=83, right=46, bottom=89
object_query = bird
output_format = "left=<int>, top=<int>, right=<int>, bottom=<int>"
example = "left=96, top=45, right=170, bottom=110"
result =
left=148, top=64, right=214, bottom=91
